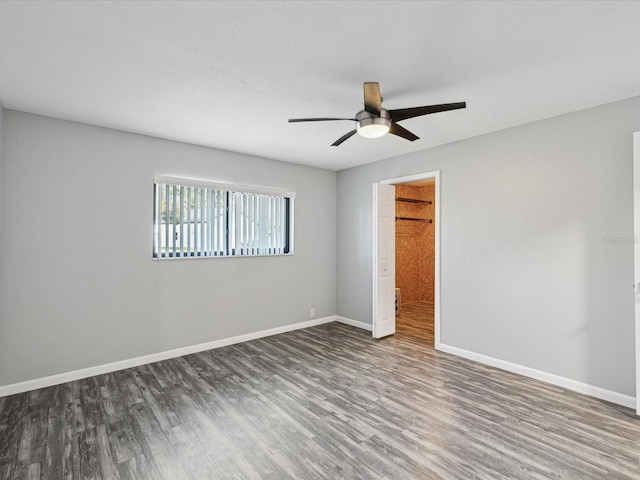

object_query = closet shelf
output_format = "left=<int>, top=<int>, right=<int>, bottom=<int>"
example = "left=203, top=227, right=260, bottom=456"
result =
left=395, top=216, right=433, bottom=223
left=395, top=197, right=432, bottom=204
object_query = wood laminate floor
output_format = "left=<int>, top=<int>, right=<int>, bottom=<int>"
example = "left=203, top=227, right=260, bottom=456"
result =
left=396, top=302, right=435, bottom=346
left=1, top=306, right=640, bottom=479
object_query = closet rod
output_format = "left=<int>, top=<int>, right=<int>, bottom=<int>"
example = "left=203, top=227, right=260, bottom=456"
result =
left=395, top=217, right=432, bottom=223
left=395, top=197, right=432, bottom=204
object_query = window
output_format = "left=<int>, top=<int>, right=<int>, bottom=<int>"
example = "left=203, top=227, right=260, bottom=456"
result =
left=153, top=176, right=294, bottom=259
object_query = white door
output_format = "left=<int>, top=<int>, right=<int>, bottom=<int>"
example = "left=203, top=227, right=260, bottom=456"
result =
left=373, top=183, right=396, bottom=338
left=633, top=132, right=640, bottom=415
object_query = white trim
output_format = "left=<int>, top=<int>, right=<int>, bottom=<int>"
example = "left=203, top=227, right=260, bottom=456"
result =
left=438, top=343, right=636, bottom=409
left=433, top=171, right=441, bottom=349
left=336, top=316, right=373, bottom=331
left=0, top=315, right=336, bottom=398
left=633, top=131, right=640, bottom=415
left=154, top=175, right=296, bottom=198
left=380, top=172, right=438, bottom=185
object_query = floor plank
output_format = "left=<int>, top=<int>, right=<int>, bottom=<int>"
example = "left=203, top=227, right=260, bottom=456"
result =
left=1, top=303, right=639, bottom=479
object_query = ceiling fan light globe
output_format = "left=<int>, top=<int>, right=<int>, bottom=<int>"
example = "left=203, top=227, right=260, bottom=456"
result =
left=356, top=117, right=391, bottom=138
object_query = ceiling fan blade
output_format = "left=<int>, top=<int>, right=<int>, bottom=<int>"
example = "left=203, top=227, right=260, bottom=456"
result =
left=389, top=102, right=466, bottom=123
left=363, top=82, right=382, bottom=116
left=389, top=123, right=419, bottom=142
left=331, top=129, right=357, bottom=146
left=289, top=117, right=356, bottom=123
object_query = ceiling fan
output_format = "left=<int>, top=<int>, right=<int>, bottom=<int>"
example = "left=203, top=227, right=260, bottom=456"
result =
left=288, top=82, right=466, bottom=146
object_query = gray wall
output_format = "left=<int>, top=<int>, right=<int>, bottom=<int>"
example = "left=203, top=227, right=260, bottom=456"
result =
left=337, top=96, right=640, bottom=396
left=0, top=111, right=337, bottom=386
left=0, top=101, right=3, bottom=261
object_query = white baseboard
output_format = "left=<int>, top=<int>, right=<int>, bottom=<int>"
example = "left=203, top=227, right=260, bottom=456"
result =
left=0, top=315, right=337, bottom=398
left=437, top=343, right=636, bottom=409
left=6, top=319, right=631, bottom=410
left=335, top=316, right=372, bottom=331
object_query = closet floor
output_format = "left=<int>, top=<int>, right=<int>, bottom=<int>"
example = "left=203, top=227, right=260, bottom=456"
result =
left=396, top=301, right=434, bottom=345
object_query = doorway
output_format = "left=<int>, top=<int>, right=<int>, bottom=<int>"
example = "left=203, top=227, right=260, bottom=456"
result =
left=395, top=179, right=436, bottom=345
left=372, top=171, right=441, bottom=347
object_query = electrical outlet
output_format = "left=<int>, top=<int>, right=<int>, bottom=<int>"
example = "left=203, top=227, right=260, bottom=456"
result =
left=309, top=308, right=315, bottom=318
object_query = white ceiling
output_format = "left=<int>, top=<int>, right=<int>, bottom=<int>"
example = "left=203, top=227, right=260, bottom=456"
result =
left=2, top=1, right=640, bottom=171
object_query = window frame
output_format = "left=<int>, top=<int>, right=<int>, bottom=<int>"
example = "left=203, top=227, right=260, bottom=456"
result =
left=152, top=176, right=295, bottom=260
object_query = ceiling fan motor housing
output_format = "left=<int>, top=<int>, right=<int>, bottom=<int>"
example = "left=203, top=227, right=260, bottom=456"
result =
left=356, top=108, right=391, bottom=138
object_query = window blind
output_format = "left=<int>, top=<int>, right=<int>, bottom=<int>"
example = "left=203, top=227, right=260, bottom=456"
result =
left=153, top=177, right=293, bottom=259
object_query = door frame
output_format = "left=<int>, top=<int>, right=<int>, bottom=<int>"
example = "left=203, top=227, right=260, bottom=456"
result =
left=633, top=132, right=640, bottom=415
left=373, top=170, right=441, bottom=347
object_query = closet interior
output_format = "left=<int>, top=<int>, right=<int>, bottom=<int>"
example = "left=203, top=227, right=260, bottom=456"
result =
left=395, top=180, right=435, bottom=343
